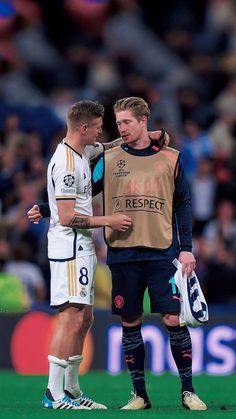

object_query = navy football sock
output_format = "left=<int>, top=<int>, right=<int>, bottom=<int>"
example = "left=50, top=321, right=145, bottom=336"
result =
left=46, top=388, right=54, bottom=401
left=122, top=324, right=149, bottom=402
left=166, top=325, right=194, bottom=393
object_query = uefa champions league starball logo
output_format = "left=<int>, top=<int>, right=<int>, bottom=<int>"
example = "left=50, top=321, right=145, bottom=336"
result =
left=117, top=159, right=126, bottom=169
left=63, top=174, right=75, bottom=186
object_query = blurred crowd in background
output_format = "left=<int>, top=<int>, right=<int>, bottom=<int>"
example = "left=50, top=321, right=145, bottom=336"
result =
left=0, top=0, right=236, bottom=312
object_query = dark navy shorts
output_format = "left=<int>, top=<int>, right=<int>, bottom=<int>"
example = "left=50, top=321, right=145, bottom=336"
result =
left=110, top=259, right=180, bottom=316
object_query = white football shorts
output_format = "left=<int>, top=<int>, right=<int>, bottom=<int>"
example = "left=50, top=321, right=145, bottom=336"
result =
left=50, top=253, right=97, bottom=307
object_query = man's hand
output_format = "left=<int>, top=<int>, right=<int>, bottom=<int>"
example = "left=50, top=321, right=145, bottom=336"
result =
left=27, top=205, right=42, bottom=224
left=107, top=214, right=133, bottom=231
left=178, top=251, right=196, bottom=277
left=149, top=130, right=170, bottom=149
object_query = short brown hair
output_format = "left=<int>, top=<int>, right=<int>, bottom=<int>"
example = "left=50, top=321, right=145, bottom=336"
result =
left=67, top=101, right=104, bottom=130
left=113, top=97, right=150, bottom=121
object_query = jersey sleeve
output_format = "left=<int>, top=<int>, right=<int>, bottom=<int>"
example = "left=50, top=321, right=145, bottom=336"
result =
left=52, top=155, right=77, bottom=200
left=173, top=156, right=193, bottom=251
left=84, top=142, right=104, bottom=161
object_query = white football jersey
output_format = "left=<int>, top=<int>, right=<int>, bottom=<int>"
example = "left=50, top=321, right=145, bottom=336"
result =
left=47, top=140, right=103, bottom=261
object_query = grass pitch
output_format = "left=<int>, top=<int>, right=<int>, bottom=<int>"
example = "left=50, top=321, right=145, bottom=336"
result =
left=0, top=371, right=235, bottom=418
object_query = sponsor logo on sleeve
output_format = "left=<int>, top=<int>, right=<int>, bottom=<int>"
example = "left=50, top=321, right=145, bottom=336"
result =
left=63, top=174, right=75, bottom=187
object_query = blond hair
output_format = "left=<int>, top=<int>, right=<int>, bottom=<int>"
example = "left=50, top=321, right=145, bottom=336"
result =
left=113, top=97, right=150, bottom=121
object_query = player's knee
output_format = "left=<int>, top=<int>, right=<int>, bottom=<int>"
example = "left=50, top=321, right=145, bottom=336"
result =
left=162, top=313, right=180, bottom=327
left=121, top=315, right=142, bottom=326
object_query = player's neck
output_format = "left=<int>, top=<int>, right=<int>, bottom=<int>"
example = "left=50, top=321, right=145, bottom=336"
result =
left=64, top=135, right=85, bottom=154
left=129, top=134, right=151, bottom=150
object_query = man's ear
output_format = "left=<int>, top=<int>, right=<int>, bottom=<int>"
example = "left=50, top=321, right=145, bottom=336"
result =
left=81, top=123, right=88, bottom=133
left=140, top=116, right=147, bottom=126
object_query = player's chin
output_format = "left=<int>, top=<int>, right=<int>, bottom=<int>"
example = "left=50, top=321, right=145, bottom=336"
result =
left=122, top=135, right=130, bottom=142
left=124, top=136, right=136, bottom=144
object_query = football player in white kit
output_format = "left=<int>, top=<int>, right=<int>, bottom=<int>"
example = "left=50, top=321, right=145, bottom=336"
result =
left=40, top=101, right=132, bottom=410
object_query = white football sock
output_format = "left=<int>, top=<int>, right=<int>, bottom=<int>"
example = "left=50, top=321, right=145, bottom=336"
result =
left=47, top=355, right=68, bottom=400
left=64, top=355, right=83, bottom=397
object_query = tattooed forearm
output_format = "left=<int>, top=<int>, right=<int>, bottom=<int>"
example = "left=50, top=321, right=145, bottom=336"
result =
left=68, top=215, right=91, bottom=228
left=103, top=137, right=123, bottom=150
